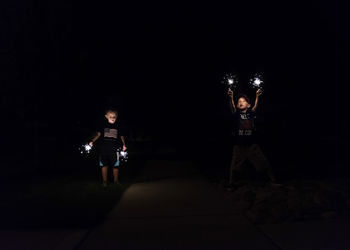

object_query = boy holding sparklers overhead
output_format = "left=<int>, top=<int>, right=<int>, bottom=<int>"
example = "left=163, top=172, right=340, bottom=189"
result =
left=227, top=88, right=275, bottom=185
left=89, top=108, right=127, bottom=187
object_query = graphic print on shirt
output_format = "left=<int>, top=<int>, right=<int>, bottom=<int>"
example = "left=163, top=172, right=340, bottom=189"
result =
left=104, top=128, right=118, bottom=139
left=238, top=113, right=253, bottom=136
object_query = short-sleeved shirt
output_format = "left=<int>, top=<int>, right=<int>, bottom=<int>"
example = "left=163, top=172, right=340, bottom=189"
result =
left=97, top=120, right=125, bottom=152
left=232, top=108, right=256, bottom=145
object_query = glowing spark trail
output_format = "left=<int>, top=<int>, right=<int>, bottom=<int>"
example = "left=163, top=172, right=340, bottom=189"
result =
left=119, top=150, right=128, bottom=163
left=222, top=73, right=238, bottom=90
left=80, top=143, right=93, bottom=154
left=253, top=78, right=261, bottom=87
left=249, top=73, right=264, bottom=90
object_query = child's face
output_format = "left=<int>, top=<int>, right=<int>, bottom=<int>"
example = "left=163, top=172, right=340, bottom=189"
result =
left=105, top=112, right=117, bottom=124
left=237, top=97, right=251, bottom=110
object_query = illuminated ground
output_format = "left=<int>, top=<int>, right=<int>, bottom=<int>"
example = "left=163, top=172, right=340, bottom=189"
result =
left=76, top=160, right=278, bottom=249
left=76, top=159, right=350, bottom=250
left=1, top=154, right=350, bottom=249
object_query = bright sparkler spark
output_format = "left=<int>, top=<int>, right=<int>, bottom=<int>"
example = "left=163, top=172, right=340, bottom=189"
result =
left=119, top=150, right=128, bottom=163
left=253, top=78, right=261, bottom=87
left=222, top=73, right=238, bottom=89
left=249, top=73, right=264, bottom=90
left=80, top=143, right=93, bottom=154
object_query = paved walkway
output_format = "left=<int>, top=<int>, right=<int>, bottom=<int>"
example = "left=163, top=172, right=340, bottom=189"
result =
left=2, top=159, right=350, bottom=249
left=76, top=160, right=278, bottom=250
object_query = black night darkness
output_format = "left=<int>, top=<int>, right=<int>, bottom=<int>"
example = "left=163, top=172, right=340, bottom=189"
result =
left=1, top=1, right=350, bottom=249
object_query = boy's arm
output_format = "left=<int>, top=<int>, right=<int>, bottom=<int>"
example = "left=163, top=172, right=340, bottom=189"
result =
left=228, top=89, right=236, bottom=113
left=121, top=136, right=127, bottom=150
left=89, top=132, right=101, bottom=146
left=252, top=89, right=262, bottom=112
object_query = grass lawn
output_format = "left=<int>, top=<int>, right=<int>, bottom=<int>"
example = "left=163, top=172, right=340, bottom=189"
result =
left=0, top=172, right=130, bottom=229
left=0, top=150, right=147, bottom=230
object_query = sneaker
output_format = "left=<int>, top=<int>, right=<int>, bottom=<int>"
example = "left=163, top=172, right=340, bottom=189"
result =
left=114, top=181, right=121, bottom=185
left=102, top=182, right=108, bottom=187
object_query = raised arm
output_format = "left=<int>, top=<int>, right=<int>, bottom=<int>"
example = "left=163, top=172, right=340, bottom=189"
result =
left=252, top=89, right=262, bottom=112
left=228, top=88, right=236, bottom=113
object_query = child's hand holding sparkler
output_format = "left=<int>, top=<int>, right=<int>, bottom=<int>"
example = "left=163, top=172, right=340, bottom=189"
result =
left=88, top=132, right=100, bottom=147
left=122, top=145, right=127, bottom=151
left=227, top=88, right=236, bottom=113
left=256, top=89, right=262, bottom=97
left=252, top=89, right=263, bottom=112
left=228, top=88, right=234, bottom=99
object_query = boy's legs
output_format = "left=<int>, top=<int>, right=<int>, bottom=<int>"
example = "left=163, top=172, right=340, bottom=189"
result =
left=229, top=145, right=248, bottom=184
left=248, top=144, right=276, bottom=182
left=101, top=166, right=119, bottom=184
left=113, top=151, right=120, bottom=183
left=100, top=151, right=109, bottom=184
left=100, top=150, right=119, bottom=185
left=101, top=166, right=109, bottom=185
left=113, top=168, right=119, bottom=183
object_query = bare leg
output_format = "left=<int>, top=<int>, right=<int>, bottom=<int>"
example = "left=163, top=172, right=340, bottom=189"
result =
left=113, top=168, right=119, bottom=183
left=102, top=166, right=108, bottom=183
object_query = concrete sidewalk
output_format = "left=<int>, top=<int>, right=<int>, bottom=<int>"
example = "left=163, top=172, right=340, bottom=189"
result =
left=76, top=160, right=279, bottom=249
left=3, top=159, right=348, bottom=249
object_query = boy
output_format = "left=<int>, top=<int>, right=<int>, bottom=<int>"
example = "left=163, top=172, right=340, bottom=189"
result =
left=227, top=88, right=275, bottom=185
left=89, top=108, right=127, bottom=187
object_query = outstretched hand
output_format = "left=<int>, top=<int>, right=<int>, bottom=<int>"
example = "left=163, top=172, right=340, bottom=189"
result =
left=256, top=89, right=262, bottom=97
left=227, top=88, right=234, bottom=99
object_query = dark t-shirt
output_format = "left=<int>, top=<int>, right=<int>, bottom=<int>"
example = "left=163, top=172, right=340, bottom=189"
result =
left=97, top=120, right=125, bottom=151
left=232, top=108, right=256, bottom=145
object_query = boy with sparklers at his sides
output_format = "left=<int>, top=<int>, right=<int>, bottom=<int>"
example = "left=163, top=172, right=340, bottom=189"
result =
left=89, top=108, right=127, bottom=187
left=227, top=88, right=276, bottom=186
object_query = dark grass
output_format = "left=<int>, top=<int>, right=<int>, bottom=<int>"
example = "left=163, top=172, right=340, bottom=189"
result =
left=0, top=173, right=130, bottom=229
left=0, top=142, right=149, bottom=229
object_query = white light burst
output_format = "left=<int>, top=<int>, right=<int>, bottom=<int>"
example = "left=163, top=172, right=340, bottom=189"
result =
left=249, top=73, right=264, bottom=90
left=119, top=149, right=128, bottom=163
left=80, top=143, right=93, bottom=154
left=253, top=78, right=261, bottom=87
left=85, top=144, right=92, bottom=152
left=222, top=73, right=238, bottom=90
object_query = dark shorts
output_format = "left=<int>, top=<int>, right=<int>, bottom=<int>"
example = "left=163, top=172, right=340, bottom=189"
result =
left=99, top=151, right=120, bottom=168
left=230, top=144, right=270, bottom=171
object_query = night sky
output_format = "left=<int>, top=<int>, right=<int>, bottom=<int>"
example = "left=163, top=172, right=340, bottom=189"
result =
left=1, top=1, right=350, bottom=162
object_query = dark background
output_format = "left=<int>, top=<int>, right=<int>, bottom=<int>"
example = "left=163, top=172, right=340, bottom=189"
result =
left=1, top=1, right=349, bottom=178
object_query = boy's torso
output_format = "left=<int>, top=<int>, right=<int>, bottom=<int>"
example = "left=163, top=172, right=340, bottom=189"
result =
left=99, top=122, right=122, bottom=150
left=234, top=109, right=256, bottom=145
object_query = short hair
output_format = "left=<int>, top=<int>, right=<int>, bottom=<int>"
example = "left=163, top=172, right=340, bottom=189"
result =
left=105, top=107, right=118, bottom=116
left=237, top=94, right=251, bottom=104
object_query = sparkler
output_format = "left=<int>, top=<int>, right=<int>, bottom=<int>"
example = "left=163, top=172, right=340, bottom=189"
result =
left=118, top=149, right=128, bottom=163
left=222, top=73, right=238, bottom=90
left=80, top=143, right=93, bottom=154
left=249, top=73, right=264, bottom=90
